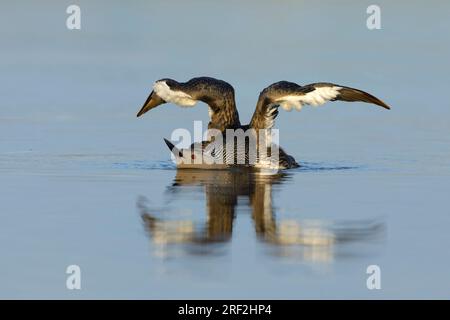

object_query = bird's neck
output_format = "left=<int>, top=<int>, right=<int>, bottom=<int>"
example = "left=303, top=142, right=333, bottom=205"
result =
left=208, top=104, right=241, bottom=132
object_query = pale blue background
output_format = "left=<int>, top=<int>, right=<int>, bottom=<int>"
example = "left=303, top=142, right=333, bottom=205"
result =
left=1, top=1, right=449, bottom=298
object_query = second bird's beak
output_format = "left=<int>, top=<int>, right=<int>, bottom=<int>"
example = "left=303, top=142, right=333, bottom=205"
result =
left=164, top=138, right=183, bottom=158
left=136, top=91, right=165, bottom=117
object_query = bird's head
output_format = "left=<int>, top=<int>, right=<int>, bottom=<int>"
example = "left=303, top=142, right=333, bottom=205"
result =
left=137, top=78, right=197, bottom=117
left=162, top=138, right=199, bottom=165
left=137, top=79, right=197, bottom=117
left=163, top=138, right=222, bottom=169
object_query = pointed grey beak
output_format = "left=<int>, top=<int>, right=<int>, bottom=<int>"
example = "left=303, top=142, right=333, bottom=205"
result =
left=137, top=91, right=166, bottom=117
left=164, top=138, right=183, bottom=157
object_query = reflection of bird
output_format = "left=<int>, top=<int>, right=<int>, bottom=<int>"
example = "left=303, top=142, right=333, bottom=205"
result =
left=137, top=77, right=390, bottom=169
left=140, top=169, right=282, bottom=245
left=138, top=170, right=384, bottom=261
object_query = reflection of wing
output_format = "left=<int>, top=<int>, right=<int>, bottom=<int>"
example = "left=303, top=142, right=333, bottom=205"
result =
left=250, top=81, right=390, bottom=130
left=251, top=182, right=276, bottom=238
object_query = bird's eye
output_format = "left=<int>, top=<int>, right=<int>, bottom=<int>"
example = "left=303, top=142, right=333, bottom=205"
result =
left=191, top=154, right=196, bottom=160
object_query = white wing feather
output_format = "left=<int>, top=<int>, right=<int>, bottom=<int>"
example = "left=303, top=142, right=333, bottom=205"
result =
left=276, top=86, right=342, bottom=111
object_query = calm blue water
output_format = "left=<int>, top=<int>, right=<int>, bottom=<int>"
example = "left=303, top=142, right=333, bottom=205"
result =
left=1, top=1, right=449, bottom=299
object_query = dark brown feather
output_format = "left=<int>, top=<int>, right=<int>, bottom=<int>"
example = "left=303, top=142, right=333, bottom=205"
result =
left=335, top=86, right=390, bottom=109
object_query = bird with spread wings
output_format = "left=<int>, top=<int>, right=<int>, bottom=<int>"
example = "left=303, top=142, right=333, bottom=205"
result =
left=136, top=77, right=390, bottom=169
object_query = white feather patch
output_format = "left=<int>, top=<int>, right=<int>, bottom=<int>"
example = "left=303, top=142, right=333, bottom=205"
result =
left=276, top=86, right=342, bottom=111
left=279, top=97, right=302, bottom=111
left=153, top=81, right=197, bottom=107
left=208, top=106, right=214, bottom=118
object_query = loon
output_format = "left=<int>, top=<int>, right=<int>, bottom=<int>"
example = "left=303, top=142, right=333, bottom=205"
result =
left=136, top=77, right=390, bottom=169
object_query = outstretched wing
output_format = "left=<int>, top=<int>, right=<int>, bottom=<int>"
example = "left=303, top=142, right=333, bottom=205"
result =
left=249, top=81, right=390, bottom=130
left=137, top=77, right=241, bottom=132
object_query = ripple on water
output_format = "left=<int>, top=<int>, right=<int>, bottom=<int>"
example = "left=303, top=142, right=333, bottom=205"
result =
left=295, top=161, right=362, bottom=172
left=113, top=160, right=176, bottom=171
left=112, top=160, right=363, bottom=172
